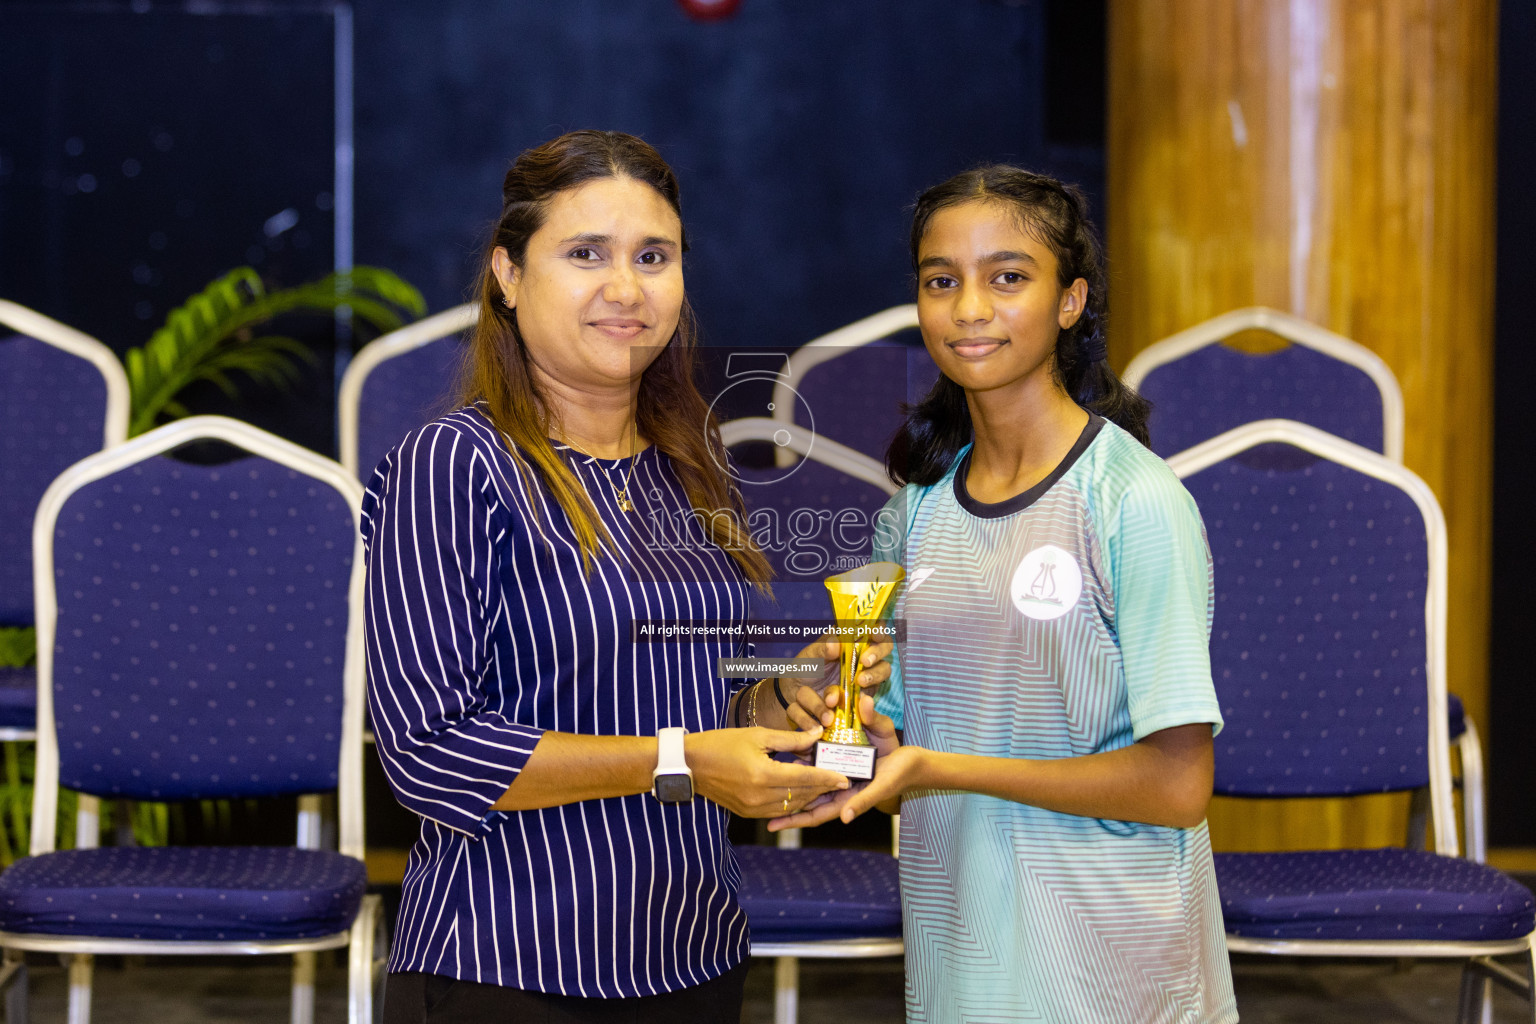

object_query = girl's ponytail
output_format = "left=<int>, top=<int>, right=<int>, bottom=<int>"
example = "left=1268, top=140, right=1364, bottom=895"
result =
left=1046, top=182, right=1151, bottom=447
left=886, top=374, right=971, bottom=487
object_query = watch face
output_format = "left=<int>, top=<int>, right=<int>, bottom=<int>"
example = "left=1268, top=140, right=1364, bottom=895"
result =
left=654, top=773, right=694, bottom=804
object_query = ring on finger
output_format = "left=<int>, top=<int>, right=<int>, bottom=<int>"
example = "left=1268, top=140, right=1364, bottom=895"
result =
left=783, top=788, right=791, bottom=813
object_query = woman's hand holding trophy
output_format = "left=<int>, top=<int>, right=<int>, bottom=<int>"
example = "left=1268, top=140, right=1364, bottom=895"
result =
left=771, top=561, right=907, bottom=830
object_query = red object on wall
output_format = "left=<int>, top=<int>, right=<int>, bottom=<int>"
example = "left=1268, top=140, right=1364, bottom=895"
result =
left=677, top=0, right=741, bottom=22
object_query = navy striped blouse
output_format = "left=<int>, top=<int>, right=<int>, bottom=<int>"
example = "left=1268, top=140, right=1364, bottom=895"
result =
left=362, top=406, right=754, bottom=996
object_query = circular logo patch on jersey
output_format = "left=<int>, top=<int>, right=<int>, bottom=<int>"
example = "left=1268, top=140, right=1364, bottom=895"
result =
left=1010, top=544, right=1083, bottom=620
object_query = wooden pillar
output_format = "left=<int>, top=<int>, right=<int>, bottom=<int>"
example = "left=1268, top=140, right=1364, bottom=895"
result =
left=1107, top=0, right=1498, bottom=851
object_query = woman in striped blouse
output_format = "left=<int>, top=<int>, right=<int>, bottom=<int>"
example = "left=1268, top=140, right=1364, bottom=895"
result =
left=364, top=130, right=877, bottom=1023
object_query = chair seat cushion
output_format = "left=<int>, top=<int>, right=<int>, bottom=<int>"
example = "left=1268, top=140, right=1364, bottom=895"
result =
left=734, top=846, right=901, bottom=944
left=1217, top=848, right=1535, bottom=942
left=0, top=667, right=35, bottom=731
left=0, top=846, right=366, bottom=942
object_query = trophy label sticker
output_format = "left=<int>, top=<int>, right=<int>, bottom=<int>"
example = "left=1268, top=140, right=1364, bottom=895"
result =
left=1010, top=544, right=1082, bottom=621
left=815, top=740, right=877, bottom=780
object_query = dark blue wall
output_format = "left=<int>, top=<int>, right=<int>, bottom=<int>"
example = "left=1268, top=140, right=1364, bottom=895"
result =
left=0, top=5, right=340, bottom=449
left=355, top=0, right=1090, bottom=352
left=2, top=1, right=1110, bottom=453
left=0, top=7, right=338, bottom=346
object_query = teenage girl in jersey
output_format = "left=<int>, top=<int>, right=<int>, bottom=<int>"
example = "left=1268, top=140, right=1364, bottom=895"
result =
left=775, top=166, right=1238, bottom=1023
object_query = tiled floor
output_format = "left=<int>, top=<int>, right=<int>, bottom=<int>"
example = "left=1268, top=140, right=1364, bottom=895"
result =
left=7, top=952, right=1528, bottom=1022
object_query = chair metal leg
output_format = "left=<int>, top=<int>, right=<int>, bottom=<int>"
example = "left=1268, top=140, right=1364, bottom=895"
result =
left=1459, top=959, right=1501, bottom=1024
left=1458, top=718, right=1487, bottom=862
left=291, top=951, right=316, bottom=1024
left=1527, top=940, right=1536, bottom=1024
left=1460, top=962, right=1483, bottom=1024
left=376, top=902, right=390, bottom=1014
left=297, top=795, right=324, bottom=851
left=349, top=894, right=383, bottom=1024
left=771, top=826, right=802, bottom=1024
left=1, top=949, right=27, bottom=1024
left=774, top=956, right=798, bottom=1024
left=65, top=953, right=92, bottom=1024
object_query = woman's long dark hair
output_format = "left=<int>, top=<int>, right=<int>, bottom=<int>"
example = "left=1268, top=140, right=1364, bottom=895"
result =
left=460, top=129, right=771, bottom=587
left=886, top=166, right=1152, bottom=486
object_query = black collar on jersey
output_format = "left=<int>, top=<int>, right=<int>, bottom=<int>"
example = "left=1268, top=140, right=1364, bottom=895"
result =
left=953, top=413, right=1106, bottom=519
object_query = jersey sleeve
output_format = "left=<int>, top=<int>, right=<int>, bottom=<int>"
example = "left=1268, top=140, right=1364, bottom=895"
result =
left=1105, top=470, right=1224, bottom=741
left=362, top=422, right=546, bottom=838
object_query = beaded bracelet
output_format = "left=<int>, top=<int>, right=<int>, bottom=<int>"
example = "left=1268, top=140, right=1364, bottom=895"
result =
left=745, top=677, right=762, bottom=728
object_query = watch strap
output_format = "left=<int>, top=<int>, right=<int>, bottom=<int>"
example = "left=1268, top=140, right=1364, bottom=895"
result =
left=652, top=726, right=693, bottom=803
left=654, top=726, right=689, bottom=776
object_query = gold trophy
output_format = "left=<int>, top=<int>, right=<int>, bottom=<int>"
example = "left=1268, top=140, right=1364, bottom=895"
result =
left=814, top=561, right=904, bottom=780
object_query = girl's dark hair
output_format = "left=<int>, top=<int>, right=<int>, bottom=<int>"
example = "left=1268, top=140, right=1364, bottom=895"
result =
left=886, top=165, right=1152, bottom=486
left=460, top=129, right=770, bottom=587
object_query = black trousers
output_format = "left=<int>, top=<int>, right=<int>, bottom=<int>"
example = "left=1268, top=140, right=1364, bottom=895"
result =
left=382, top=962, right=750, bottom=1024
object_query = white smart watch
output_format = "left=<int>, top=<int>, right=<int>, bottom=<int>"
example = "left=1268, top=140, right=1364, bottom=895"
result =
left=652, top=727, right=694, bottom=804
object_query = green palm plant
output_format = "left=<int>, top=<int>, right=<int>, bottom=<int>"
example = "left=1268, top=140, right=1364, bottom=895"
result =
left=0, top=628, right=33, bottom=670
left=125, top=265, right=426, bottom=436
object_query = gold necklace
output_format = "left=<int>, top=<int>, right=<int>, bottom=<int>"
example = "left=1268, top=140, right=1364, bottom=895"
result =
left=558, top=434, right=639, bottom=512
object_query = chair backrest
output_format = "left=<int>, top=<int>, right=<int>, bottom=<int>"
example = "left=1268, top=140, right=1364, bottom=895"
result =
left=30, top=416, right=367, bottom=858
left=1166, top=419, right=1454, bottom=854
left=721, top=418, right=897, bottom=658
left=337, top=303, right=475, bottom=481
left=769, top=305, right=932, bottom=466
left=1123, top=307, right=1404, bottom=461
left=0, top=300, right=129, bottom=626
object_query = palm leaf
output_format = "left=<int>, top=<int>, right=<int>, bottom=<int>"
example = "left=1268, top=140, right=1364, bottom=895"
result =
left=124, top=266, right=424, bottom=435
left=0, top=627, right=35, bottom=669
left=337, top=269, right=429, bottom=326
left=0, top=742, right=23, bottom=865
left=133, top=801, right=170, bottom=848
left=194, top=336, right=317, bottom=391
left=127, top=268, right=268, bottom=435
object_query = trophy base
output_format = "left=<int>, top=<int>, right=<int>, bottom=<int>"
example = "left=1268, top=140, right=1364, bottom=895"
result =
left=814, top=739, right=876, bottom=780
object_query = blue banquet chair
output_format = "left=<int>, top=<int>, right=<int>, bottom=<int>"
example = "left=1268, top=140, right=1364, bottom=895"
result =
left=720, top=416, right=898, bottom=657
left=337, top=303, right=474, bottom=482
left=1167, top=419, right=1533, bottom=1022
left=1122, top=306, right=1404, bottom=461
left=0, top=415, right=381, bottom=1024
left=337, top=303, right=473, bottom=752
left=1123, top=306, right=1484, bottom=863
left=0, top=300, right=130, bottom=741
left=767, top=304, right=931, bottom=468
left=720, top=417, right=903, bottom=1024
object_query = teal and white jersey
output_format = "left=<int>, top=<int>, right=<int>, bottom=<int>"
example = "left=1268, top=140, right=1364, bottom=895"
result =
left=874, top=416, right=1236, bottom=1024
